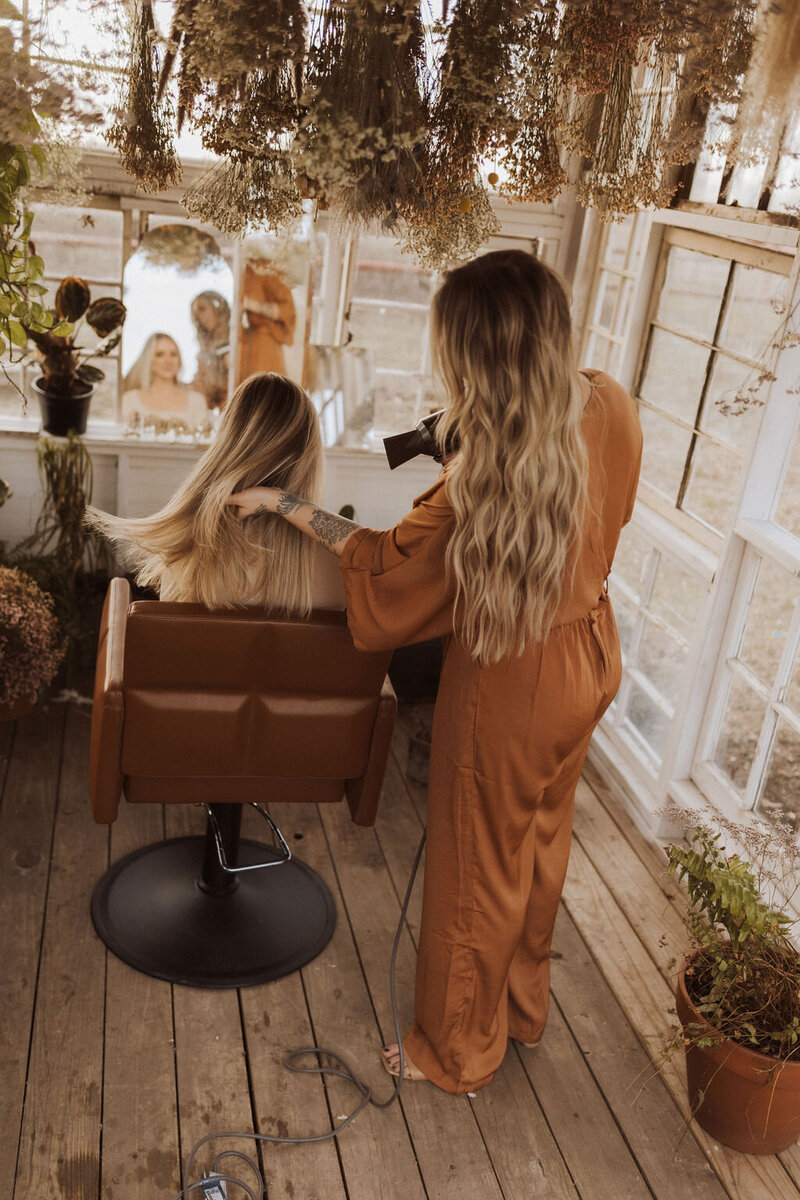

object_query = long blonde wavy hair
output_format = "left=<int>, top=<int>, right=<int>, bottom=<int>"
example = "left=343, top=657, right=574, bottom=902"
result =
left=432, top=250, right=588, bottom=663
left=86, top=373, right=323, bottom=613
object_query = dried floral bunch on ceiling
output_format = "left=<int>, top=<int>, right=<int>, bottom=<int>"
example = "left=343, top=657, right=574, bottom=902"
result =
left=157, top=0, right=307, bottom=235
left=109, top=0, right=779, bottom=264
left=106, top=0, right=181, bottom=193
left=295, top=0, right=429, bottom=229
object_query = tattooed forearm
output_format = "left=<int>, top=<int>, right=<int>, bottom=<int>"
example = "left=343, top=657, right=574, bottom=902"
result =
left=308, top=508, right=360, bottom=549
left=276, top=491, right=303, bottom=516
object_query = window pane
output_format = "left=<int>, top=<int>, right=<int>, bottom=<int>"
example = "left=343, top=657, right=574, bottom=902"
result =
left=638, top=406, right=694, bottom=500
left=681, top=435, right=742, bottom=533
left=785, top=645, right=800, bottom=714
left=348, top=301, right=429, bottom=373
left=713, top=673, right=767, bottom=794
left=738, top=556, right=798, bottom=686
left=612, top=592, right=638, bottom=659
left=718, top=263, right=786, bottom=363
left=773, top=428, right=800, bottom=537
left=639, top=329, right=709, bottom=423
left=604, top=217, right=634, bottom=269
left=625, top=685, right=670, bottom=762
left=31, top=204, right=123, bottom=281
left=610, top=525, right=653, bottom=601
left=636, top=619, right=686, bottom=707
left=353, top=235, right=435, bottom=304
left=699, top=354, right=763, bottom=451
left=585, top=332, right=614, bottom=371
left=649, top=557, right=707, bottom=642
left=655, top=246, right=729, bottom=342
left=0, top=367, right=26, bottom=419
left=595, top=273, right=621, bottom=329
left=757, top=721, right=800, bottom=830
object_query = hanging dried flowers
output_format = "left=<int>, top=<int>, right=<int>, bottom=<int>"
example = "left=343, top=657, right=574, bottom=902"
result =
left=499, top=5, right=565, bottom=205
left=182, top=151, right=302, bottom=238
left=161, top=0, right=307, bottom=152
left=400, top=180, right=500, bottom=271
left=294, top=0, right=429, bottom=229
left=428, top=0, right=522, bottom=189
left=137, top=225, right=224, bottom=274
left=105, top=0, right=181, bottom=193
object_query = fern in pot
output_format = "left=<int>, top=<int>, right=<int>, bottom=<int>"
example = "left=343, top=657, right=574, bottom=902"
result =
left=663, top=802, right=800, bottom=1154
left=24, top=277, right=126, bottom=436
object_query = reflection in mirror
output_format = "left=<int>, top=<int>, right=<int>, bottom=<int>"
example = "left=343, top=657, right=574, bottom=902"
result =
left=236, top=228, right=311, bottom=386
left=122, top=224, right=233, bottom=435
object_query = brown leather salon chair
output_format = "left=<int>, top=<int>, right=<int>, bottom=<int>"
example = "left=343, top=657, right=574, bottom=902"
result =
left=89, top=577, right=396, bottom=988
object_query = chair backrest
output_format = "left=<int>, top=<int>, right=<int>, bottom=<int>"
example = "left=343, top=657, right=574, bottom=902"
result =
left=90, top=578, right=396, bottom=824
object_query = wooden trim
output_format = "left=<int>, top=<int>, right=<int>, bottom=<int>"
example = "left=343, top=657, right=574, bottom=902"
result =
left=674, top=199, right=800, bottom=232
left=662, top=225, right=793, bottom=273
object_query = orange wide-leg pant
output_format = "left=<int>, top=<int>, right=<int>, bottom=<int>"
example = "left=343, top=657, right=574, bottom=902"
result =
left=404, top=596, right=622, bottom=1094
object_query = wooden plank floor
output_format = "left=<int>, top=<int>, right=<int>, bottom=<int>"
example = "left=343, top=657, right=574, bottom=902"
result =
left=3, top=697, right=800, bottom=1200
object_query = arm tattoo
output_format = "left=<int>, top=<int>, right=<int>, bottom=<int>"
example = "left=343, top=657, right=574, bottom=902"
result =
left=276, top=491, right=303, bottom=515
left=308, top=508, right=359, bottom=549
left=254, top=504, right=271, bottom=517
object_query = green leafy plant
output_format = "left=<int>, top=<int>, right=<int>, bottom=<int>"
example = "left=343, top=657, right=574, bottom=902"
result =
left=23, top=276, right=126, bottom=397
left=663, top=803, right=800, bottom=1059
left=0, top=142, right=70, bottom=378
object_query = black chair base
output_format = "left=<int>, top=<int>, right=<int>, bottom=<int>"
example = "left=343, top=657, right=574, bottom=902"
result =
left=91, top=835, right=336, bottom=988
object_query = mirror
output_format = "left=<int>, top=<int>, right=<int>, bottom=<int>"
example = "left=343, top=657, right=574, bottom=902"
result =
left=121, top=224, right=234, bottom=434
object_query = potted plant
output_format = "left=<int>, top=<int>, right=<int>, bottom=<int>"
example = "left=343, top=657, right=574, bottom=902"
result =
left=23, top=277, right=126, bottom=436
left=663, top=803, right=800, bottom=1154
left=0, top=565, right=66, bottom=720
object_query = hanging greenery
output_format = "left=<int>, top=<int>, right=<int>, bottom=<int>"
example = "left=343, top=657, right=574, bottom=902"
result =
left=106, top=0, right=181, bottom=193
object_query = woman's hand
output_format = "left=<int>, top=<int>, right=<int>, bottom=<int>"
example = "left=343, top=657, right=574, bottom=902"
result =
left=226, top=486, right=283, bottom=518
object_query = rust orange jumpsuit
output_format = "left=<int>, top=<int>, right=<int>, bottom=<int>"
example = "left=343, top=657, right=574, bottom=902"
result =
left=339, top=370, right=642, bottom=1094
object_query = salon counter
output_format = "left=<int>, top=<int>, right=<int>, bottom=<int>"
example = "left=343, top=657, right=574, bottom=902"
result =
left=0, top=422, right=441, bottom=551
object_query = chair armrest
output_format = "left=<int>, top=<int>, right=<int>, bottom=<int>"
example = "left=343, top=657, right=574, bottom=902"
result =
left=344, top=673, right=398, bottom=826
left=89, top=577, right=130, bottom=823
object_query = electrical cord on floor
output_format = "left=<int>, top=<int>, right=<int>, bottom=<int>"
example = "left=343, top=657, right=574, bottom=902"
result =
left=167, top=829, right=427, bottom=1200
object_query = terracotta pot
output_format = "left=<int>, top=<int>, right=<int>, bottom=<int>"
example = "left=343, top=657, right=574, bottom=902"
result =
left=34, top=377, right=93, bottom=437
left=676, top=959, right=800, bottom=1154
left=0, top=695, right=35, bottom=722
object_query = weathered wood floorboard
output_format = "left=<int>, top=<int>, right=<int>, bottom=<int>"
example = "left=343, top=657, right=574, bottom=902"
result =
left=8, top=705, right=800, bottom=1200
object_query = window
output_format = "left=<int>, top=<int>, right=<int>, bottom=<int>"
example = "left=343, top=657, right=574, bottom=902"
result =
left=1, top=204, right=124, bottom=422
left=635, top=229, right=792, bottom=539
left=345, top=233, right=439, bottom=439
left=583, top=214, right=649, bottom=376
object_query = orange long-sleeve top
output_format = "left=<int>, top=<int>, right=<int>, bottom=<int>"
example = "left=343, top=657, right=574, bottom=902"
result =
left=339, top=370, right=642, bottom=652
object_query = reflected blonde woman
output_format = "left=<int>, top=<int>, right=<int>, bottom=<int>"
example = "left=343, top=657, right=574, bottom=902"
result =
left=122, top=332, right=208, bottom=425
left=89, top=372, right=342, bottom=611
left=229, top=250, right=643, bottom=1095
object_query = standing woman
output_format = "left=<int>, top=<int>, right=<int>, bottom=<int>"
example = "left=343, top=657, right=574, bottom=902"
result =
left=228, top=251, right=642, bottom=1095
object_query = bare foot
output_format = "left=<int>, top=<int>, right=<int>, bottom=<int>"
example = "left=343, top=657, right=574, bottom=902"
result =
left=381, top=1043, right=428, bottom=1081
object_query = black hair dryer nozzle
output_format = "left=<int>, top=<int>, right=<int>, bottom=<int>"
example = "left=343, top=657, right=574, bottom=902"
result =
left=383, top=410, right=457, bottom=470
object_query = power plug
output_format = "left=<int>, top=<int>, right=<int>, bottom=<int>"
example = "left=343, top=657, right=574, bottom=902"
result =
left=199, top=1174, right=226, bottom=1200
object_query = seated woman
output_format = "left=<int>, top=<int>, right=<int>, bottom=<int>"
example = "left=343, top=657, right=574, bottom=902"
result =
left=88, top=372, right=344, bottom=611
left=122, top=332, right=208, bottom=427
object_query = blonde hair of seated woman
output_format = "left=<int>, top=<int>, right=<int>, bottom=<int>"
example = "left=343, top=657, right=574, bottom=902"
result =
left=88, top=372, right=343, bottom=612
left=122, top=332, right=208, bottom=424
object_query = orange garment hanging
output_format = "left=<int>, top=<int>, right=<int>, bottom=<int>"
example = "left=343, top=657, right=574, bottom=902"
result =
left=237, top=263, right=297, bottom=380
left=339, top=370, right=642, bottom=1094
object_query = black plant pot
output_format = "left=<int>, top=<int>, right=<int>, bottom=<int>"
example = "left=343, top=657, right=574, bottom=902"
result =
left=34, top=377, right=94, bottom=437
